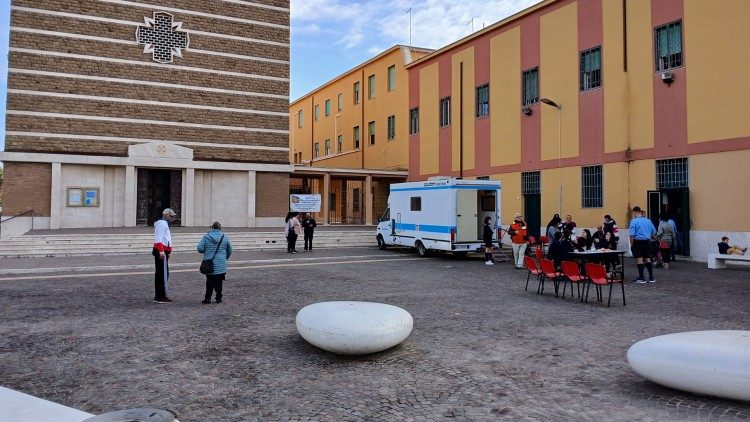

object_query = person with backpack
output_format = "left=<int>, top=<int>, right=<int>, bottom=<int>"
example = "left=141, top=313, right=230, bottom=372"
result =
left=197, top=221, right=233, bottom=304
left=284, top=212, right=301, bottom=254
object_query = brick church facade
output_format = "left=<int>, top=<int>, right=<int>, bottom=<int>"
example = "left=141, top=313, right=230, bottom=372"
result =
left=1, top=0, right=290, bottom=234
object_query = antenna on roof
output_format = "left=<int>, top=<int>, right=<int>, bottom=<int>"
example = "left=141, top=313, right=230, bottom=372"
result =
left=406, top=7, right=412, bottom=52
left=466, top=17, right=474, bottom=33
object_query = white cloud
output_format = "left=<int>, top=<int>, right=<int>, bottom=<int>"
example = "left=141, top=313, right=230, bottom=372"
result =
left=291, top=0, right=541, bottom=51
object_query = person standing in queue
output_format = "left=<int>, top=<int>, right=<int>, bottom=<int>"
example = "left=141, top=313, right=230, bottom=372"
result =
left=509, top=213, right=528, bottom=269
left=285, top=212, right=301, bottom=254
left=197, top=221, right=233, bottom=304
left=629, top=206, right=657, bottom=283
left=483, top=216, right=496, bottom=266
left=301, top=213, right=317, bottom=252
left=153, top=208, right=177, bottom=303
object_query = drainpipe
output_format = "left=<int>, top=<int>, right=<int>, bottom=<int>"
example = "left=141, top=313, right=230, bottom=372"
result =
left=361, top=69, right=365, bottom=170
left=459, top=61, right=464, bottom=178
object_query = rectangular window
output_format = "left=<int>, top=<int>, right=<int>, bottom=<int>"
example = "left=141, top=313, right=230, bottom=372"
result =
left=581, top=165, right=603, bottom=208
left=353, top=82, right=360, bottom=104
left=324, top=139, right=331, bottom=155
left=353, top=126, right=360, bottom=148
left=476, top=84, right=489, bottom=118
left=580, top=46, right=602, bottom=91
left=368, top=121, right=376, bottom=145
left=337, top=134, right=343, bottom=153
left=656, top=157, right=689, bottom=188
left=522, top=68, right=539, bottom=106
left=521, top=171, right=540, bottom=195
left=297, top=110, right=303, bottom=128
left=325, top=99, right=331, bottom=116
left=439, top=96, right=451, bottom=127
left=387, top=65, right=396, bottom=91
left=387, top=115, right=396, bottom=140
left=410, top=196, right=422, bottom=211
left=314, top=104, right=320, bottom=121
left=409, top=107, right=419, bottom=134
left=314, top=142, right=320, bottom=158
left=368, top=74, right=376, bottom=99
left=337, top=93, right=342, bottom=111
left=655, top=20, right=683, bottom=71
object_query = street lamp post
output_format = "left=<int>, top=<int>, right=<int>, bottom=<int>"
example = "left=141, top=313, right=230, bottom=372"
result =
left=541, top=98, right=562, bottom=215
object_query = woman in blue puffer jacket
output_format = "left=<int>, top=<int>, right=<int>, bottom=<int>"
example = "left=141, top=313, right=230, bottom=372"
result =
left=197, top=221, right=233, bottom=304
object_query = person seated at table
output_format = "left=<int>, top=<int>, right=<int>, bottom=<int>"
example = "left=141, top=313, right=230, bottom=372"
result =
left=718, top=236, right=747, bottom=255
left=561, top=229, right=577, bottom=252
left=592, top=225, right=606, bottom=243
left=576, top=229, right=594, bottom=251
left=603, top=214, right=619, bottom=241
left=546, top=214, right=562, bottom=239
left=547, top=231, right=567, bottom=269
left=561, top=214, right=577, bottom=234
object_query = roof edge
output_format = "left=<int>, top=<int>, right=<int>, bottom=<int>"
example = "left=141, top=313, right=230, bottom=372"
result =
left=290, top=44, right=434, bottom=106
left=406, top=0, right=556, bottom=69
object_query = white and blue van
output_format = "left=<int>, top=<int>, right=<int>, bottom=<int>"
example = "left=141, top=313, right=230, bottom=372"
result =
left=376, top=177, right=502, bottom=256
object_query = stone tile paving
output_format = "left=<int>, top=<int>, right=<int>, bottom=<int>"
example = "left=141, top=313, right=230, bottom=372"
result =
left=0, top=252, right=748, bottom=421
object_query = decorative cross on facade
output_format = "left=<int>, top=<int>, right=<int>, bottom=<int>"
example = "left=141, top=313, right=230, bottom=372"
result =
left=136, top=12, right=189, bottom=64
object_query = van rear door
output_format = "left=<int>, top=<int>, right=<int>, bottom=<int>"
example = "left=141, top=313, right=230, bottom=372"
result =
left=456, top=189, right=478, bottom=242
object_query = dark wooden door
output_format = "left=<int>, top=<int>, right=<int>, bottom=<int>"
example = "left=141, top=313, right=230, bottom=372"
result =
left=524, top=193, right=541, bottom=238
left=136, top=169, right=149, bottom=226
left=169, top=170, right=182, bottom=226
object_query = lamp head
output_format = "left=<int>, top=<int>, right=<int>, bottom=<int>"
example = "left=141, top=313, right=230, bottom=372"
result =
left=541, top=98, right=560, bottom=109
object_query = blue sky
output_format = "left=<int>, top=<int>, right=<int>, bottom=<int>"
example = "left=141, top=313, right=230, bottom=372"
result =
left=0, top=0, right=539, bottom=150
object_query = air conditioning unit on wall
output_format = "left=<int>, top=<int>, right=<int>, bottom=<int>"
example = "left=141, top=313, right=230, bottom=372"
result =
left=661, top=72, right=675, bottom=85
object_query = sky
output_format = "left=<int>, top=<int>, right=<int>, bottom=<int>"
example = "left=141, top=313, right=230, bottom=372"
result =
left=0, top=0, right=541, bottom=151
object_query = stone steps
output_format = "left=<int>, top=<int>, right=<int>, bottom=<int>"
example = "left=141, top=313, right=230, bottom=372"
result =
left=0, top=231, right=377, bottom=258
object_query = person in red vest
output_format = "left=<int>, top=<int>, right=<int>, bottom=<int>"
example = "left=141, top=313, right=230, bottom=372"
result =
left=509, top=213, right=528, bottom=269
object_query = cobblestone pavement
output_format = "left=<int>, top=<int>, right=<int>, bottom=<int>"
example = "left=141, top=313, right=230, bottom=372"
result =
left=0, top=249, right=748, bottom=421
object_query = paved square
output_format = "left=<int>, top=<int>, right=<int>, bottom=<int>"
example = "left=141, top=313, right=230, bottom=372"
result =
left=0, top=249, right=748, bottom=421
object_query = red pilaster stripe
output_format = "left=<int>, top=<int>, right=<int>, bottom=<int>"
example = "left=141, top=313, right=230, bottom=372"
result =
left=474, top=35, right=491, bottom=175
left=438, top=54, right=453, bottom=175
left=577, top=0, right=605, bottom=164
left=520, top=13, right=541, bottom=168
left=408, top=68, right=421, bottom=181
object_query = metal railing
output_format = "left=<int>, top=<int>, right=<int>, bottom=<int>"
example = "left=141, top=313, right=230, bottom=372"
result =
left=0, top=209, right=35, bottom=239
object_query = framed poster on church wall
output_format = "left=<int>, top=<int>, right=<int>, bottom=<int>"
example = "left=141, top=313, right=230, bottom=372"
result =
left=66, top=187, right=100, bottom=207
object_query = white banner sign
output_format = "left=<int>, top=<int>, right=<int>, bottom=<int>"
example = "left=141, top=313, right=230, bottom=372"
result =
left=290, top=194, right=321, bottom=212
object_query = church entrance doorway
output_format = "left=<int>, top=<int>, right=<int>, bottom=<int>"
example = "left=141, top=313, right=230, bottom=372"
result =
left=136, top=168, right=182, bottom=226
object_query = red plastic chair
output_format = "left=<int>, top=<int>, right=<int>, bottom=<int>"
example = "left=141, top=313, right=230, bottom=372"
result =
left=560, top=261, right=587, bottom=300
left=523, top=256, right=542, bottom=292
left=539, top=259, right=562, bottom=296
left=584, top=263, right=626, bottom=307
left=534, top=247, right=544, bottom=262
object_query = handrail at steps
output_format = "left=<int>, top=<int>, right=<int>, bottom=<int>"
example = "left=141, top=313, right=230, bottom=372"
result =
left=0, top=209, right=35, bottom=238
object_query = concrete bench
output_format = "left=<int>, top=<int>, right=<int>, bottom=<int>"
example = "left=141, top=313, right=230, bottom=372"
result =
left=707, top=253, right=750, bottom=269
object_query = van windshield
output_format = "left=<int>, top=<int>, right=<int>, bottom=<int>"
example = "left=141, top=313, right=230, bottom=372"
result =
left=381, top=208, right=390, bottom=221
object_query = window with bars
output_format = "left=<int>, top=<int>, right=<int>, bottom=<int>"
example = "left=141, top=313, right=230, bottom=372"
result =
left=521, top=171, right=540, bottom=195
left=476, top=84, right=489, bottom=118
left=655, top=20, right=683, bottom=71
left=387, top=115, right=396, bottom=140
left=409, top=107, right=419, bottom=134
left=439, top=96, right=451, bottom=127
left=337, top=135, right=343, bottom=153
left=353, top=126, right=360, bottom=148
left=581, top=165, right=603, bottom=208
left=580, top=46, right=601, bottom=91
left=324, top=139, right=331, bottom=156
left=368, top=121, right=376, bottom=145
left=388, top=65, right=396, bottom=91
left=353, top=82, right=360, bottom=104
left=522, top=68, right=539, bottom=106
left=656, top=157, right=689, bottom=188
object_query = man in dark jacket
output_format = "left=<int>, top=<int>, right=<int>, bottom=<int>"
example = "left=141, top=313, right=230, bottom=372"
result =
left=301, top=213, right=318, bottom=252
left=483, top=216, right=495, bottom=266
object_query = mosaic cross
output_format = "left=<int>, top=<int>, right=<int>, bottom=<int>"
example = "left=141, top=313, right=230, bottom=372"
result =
left=136, top=12, right=189, bottom=64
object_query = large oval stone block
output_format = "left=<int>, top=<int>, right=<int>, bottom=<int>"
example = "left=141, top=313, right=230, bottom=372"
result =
left=295, top=301, right=414, bottom=355
left=627, top=330, right=750, bottom=401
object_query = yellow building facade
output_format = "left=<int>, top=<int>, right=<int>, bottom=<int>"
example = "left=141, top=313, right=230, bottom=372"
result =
left=289, top=45, right=431, bottom=224
left=405, top=0, right=750, bottom=260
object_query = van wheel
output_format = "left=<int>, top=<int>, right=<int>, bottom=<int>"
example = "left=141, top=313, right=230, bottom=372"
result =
left=415, top=241, right=429, bottom=257
left=377, top=235, right=387, bottom=250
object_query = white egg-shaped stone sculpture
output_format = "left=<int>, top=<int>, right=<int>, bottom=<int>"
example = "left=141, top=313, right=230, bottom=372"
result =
left=295, top=301, right=413, bottom=355
left=627, top=330, right=750, bottom=401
